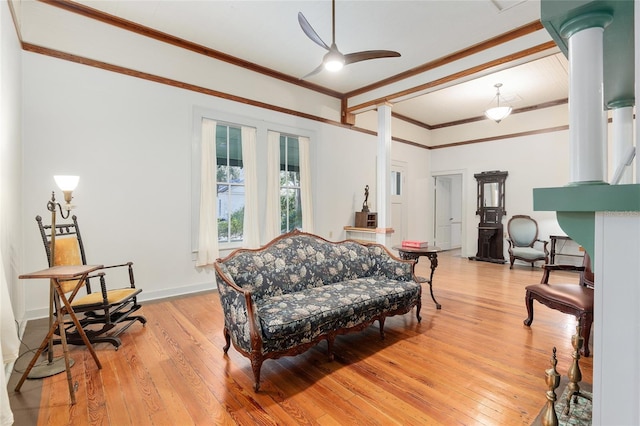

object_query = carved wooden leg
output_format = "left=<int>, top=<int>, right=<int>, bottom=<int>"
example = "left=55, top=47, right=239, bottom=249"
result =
left=222, top=327, right=231, bottom=354
left=250, top=356, right=263, bottom=392
left=326, top=336, right=335, bottom=361
left=379, top=317, right=386, bottom=339
left=523, top=291, right=534, bottom=326
left=416, top=299, right=422, bottom=322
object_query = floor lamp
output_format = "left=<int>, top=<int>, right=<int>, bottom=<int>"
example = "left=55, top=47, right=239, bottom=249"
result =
left=28, top=175, right=79, bottom=379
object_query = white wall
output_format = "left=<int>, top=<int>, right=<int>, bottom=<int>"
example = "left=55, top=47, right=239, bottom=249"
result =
left=21, top=52, right=431, bottom=319
left=1, top=0, right=24, bottom=320
left=430, top=130, right=571, bottom=259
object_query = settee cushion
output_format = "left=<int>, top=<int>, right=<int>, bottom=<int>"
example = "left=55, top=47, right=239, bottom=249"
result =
left=256, top=277, right=420, bottom=346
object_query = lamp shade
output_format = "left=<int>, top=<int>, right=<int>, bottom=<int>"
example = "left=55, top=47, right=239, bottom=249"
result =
left=484, top=106, right=512, bottom=123
left=54, top=175, right=79, bottom=191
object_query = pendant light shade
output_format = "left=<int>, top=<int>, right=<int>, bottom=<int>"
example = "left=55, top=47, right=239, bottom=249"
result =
left=485, top=83, right=512, bottom=123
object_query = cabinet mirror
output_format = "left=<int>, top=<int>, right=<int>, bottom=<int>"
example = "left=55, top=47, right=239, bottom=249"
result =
left=475, top=171, right=507, bottom=220
left=483, top=182, right=500, bottom=207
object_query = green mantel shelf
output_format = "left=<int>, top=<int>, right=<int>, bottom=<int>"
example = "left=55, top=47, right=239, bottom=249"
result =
left=534, top=184, right=640, bottom=260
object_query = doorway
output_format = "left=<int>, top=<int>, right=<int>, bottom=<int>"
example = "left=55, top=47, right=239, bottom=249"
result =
left=390, top=161, right=407, bottom=248
left=433, top=174, right=463, bottom=250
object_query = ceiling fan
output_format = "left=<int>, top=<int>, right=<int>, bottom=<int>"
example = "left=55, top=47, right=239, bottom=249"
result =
left=298, top=0, right=401, bottom=79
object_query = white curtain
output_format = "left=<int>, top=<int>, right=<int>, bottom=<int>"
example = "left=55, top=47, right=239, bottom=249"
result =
left=196, top=118, right=219, bottom=267
left=299, top=136, right=314, bottom=233
left=265, top=131, right=281, bottom=242
left=241, top=126, right=259, bottom=248
left=1, top=247, right=19, bottom=426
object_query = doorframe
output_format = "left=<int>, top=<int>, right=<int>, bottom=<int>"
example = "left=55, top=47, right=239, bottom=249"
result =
left=431, top=169, right=467, bottom=255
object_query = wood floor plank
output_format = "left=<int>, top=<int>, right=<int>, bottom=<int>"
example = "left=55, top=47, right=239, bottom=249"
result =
left=10, top=250, right=594, bottom=425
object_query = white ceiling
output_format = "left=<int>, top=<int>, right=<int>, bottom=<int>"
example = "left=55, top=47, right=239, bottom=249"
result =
left=20, top=0, right=569, bottom=126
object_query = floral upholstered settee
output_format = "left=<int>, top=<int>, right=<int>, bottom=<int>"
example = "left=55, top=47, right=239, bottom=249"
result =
left=214, top=230, right=422, bottom=391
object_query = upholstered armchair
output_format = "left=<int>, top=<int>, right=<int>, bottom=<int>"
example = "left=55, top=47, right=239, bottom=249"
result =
left=506, top=215, right=549, bottom=269
left=523, top=252, right=593, bottom=357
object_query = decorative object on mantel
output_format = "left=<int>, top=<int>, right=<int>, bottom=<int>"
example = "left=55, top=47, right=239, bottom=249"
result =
left=355, top=212, right=377, bottom=228
left=362, top=185, right=370, bottom=212
left=355, top=185, right=377, bottom=228
left=469, top=170, right=508, bottom=264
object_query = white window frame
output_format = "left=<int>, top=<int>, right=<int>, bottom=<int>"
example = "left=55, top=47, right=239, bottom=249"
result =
left=192, top=106, right=316, bottom=254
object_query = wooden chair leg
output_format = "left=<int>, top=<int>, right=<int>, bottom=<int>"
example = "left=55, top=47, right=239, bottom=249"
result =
left=580, top=314, right=593, bottom=357
left=523, top=292, right=534, bottom=326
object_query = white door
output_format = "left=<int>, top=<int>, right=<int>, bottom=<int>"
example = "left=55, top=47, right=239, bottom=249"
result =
left=390, top=162, right=407, bottom=248
left=434, top=176, right=452, bottom=250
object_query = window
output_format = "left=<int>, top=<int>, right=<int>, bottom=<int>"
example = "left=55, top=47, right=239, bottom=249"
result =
left=391, top=170, right=402, bottom=196
left=192, top=108, right=313, bottom=256
left=280, top=135, right=302, bottom=233
left=216, top=124, right=245, bottom=243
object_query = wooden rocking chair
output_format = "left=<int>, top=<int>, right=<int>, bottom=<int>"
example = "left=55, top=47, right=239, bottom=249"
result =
left=36, top=215, right=146, bottom=349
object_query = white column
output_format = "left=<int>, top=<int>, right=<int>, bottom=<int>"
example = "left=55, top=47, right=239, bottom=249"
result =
left=637, top=2, right=640, bottom=186
left=611, top=104, right=634, bottom=184
left=562, top=14, right=612, bottom=184
left=376, top=103, right=392, bottom=245
left=593, top=212, right=640, bottom=423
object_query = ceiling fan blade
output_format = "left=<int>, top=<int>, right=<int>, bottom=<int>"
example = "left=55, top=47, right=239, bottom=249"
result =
left=300, top=63, right=325, bottom=80
left=298, top=12, right=329, bottom=50
left=344, top=50, right=401, bottom=65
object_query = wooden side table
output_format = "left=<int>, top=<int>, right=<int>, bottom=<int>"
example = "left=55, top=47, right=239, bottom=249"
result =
left=393, top=245, right=442, bottom=309
left=549, top=235, right=584, bottom=264
left=15, top=264, right=104, bottom=404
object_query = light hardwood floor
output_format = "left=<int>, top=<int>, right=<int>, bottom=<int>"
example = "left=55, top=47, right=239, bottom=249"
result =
left=8, top=250, right=592, bottom=425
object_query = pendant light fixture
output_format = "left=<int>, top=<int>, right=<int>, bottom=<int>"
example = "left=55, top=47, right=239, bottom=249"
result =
left=485, top=83, right=512, bottom=123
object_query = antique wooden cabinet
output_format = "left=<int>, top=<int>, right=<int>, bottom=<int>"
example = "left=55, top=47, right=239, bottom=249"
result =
left=470, top=170, right=508, bottom=263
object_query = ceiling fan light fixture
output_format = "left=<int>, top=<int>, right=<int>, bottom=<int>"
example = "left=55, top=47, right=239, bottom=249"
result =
left=298, top=0, right=400, bottom=79
left=323, top=49, right=344, bottom=72
left=485, top=83, right=512, bottom=123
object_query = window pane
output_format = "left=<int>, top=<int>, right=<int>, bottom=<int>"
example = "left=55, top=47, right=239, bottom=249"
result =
left=215, top=124, right=244, bottom=243
left=216, top=129, right=229, bottom=182
left=391, top=171, right=402, bottom=196
left=217, top=183, right=230, bottom=242
left=279, top=135, right=302, bottom=234
left=228, top=127, right=244, bottom=182
left=280, top=188, right=302, bottom=233
left=229, top=182, right=245, bottom=243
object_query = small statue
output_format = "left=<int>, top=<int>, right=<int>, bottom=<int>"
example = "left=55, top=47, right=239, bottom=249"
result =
left=362, top=185, right=370, bottom=212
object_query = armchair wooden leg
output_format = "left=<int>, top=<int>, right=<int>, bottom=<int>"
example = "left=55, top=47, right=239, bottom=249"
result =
left=579, top=314, right=593, bottom=357
left=222, top=327, right=231, bottom=353
left=523, top=292, right=534, bottom=327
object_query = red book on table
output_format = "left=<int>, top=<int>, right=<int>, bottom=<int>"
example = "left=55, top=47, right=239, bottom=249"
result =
left=401, top=240, right=429, bottom=248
